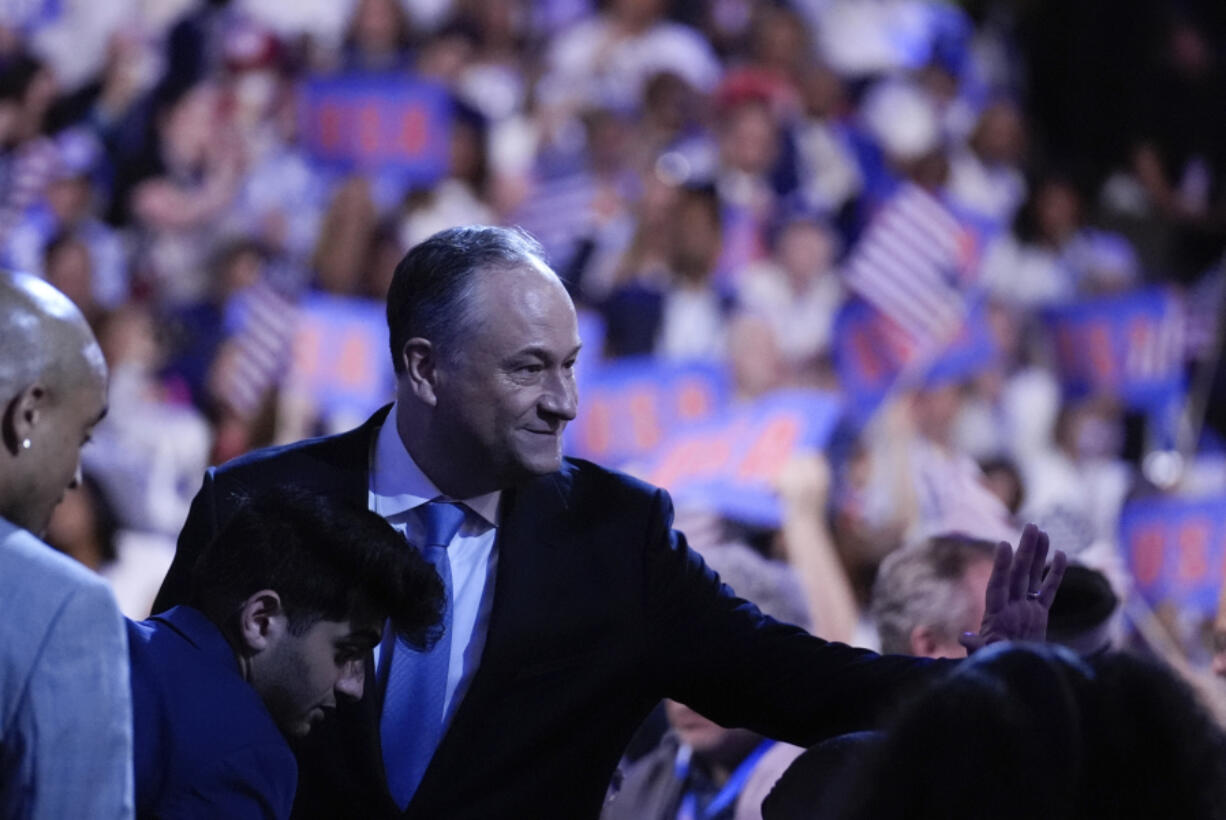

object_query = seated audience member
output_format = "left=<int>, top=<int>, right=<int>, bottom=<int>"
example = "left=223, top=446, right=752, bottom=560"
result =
left=978, top=455, right=1025, bottom=521
left=0, top=270, right=132, bottom=818
left=603, top=543, right=810, bottom=820
left=871, top=534, right=998, bottom=659
left=735, top=216, right=843, bottom=384
left=836, top=643, right=1226, bottom=820
left=128, top=488, right=444, bottom=820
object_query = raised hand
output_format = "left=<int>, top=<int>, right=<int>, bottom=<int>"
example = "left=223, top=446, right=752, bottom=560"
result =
left=960, top=523, right=1068, bottom=653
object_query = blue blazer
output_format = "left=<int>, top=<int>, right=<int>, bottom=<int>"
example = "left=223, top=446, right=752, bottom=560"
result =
left=129, top=606, right=297, bottom=819
left=154, top=406, right=949, bottom=819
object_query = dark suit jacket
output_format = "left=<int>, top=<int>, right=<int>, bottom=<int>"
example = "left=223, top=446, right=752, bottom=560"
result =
left=128, top=606, right=298, bottom=819
left=154, top=406, right=951, bottom=819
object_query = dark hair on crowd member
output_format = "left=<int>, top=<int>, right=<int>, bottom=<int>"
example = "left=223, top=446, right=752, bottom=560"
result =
left=0, top=53, right=44, bottom=104
left=836, top=643, right=1226, bottom=820
left=385, top=225, right=547, bottom=373
left=189, top=487, right=445, bottom=649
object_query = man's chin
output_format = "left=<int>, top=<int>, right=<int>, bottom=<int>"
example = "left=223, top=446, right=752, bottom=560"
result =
left=523, top=455, right=564, bottom=478
left=285, top=712, right=320, bottom=738
left=509, top=447, right=565, bottom=479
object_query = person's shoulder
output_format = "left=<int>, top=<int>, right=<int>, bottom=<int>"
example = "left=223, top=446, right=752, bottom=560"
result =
left=510, top=458, right=665, bottom=521
left=129, top=607, right=234, bottom=679
left=212, top=405, right=390, bottom=484
left=0, top=524, right=115, bottom=608
left=556, top=456, right=664, bottom=501
left=0, top=526, right=123, bottom=686
left=131, top=611, right=287, bottom=767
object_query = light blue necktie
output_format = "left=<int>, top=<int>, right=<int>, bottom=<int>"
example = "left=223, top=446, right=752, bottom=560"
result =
left=381, top=500, right=467, bottom=809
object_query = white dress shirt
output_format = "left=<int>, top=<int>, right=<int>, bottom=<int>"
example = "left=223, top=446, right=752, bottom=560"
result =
left=368, top=406, right=501, bottom=724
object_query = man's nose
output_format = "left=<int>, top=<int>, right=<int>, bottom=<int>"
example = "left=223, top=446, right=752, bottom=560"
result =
left=336, top=660, right=365, bottom=700
left=540, top=372, right=578, bottom=421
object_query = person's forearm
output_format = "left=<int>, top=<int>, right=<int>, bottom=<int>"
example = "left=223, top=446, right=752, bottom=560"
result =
left=777, top=455, right=860, bottom=644
left=781, top=503, right=859, bottom=644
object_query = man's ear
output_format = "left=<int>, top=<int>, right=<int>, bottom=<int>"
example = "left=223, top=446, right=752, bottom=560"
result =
left=908, top=624, right=942, bottom=658
left=402, top=337, right=439, bottom=407
left=237, top=589, right=288, bottom=654
left=1, top=384, right=45, bottom=455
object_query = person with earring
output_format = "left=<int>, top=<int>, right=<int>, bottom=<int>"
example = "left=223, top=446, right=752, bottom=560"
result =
left=0, top=270, right=132, bottom=819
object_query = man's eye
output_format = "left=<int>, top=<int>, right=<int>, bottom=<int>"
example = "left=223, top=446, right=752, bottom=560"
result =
left=518, top=364, right=544, bottom=374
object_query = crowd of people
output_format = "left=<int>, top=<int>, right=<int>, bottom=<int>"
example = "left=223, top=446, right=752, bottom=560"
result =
left=4, top=0, right=1226, bottom=818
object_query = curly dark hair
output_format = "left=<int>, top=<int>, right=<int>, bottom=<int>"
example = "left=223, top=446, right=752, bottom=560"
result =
left=189, top=486, right=445, bottom=649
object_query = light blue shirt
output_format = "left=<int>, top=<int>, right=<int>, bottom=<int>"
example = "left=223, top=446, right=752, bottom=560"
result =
left=368, top=406, right=501, bottom=724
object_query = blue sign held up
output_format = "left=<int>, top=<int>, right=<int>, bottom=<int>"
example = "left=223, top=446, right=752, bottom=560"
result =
left=1119, top=494, right=1226, bottom=618
left=644, top=389, right=843, bottom=529
left=565, top=358, right=729, bottom=466
left=832, top=296, right=997, bottom=425
left=286, top=293, right=395, bottom=421
left=299, top=74, right=452, bottom=184
left=1044, top=288, right=1185, bottom=411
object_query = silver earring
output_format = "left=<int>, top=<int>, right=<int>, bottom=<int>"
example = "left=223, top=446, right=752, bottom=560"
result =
left=20, top=439, right=30, bottom=450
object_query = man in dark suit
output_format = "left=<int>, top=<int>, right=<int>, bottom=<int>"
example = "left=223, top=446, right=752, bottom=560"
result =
left=131, top=488, right=442, bottom=819
left=154, top=226, right=1066, bottom=819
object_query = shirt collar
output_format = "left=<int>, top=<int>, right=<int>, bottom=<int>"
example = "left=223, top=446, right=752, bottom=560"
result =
left=370, top=403, right=501, bottom=527
left=153, top=605, right=242, bottom=675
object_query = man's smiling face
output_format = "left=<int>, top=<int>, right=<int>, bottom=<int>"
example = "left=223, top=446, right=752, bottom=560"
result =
left=429, top=262, right=581, bottom=493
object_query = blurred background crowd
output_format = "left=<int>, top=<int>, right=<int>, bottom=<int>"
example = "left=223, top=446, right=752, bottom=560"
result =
left=5, top=0, right=1226, bottom=796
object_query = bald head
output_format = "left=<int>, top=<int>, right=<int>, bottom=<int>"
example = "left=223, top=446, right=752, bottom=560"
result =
left=0, top=271, right=104, bottom=401
left=0, top=271, right=107, bottom=535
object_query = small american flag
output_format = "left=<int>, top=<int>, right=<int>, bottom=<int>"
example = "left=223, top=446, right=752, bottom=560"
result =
left=213, top=280, right=298, bottom=419
left=511, top=169, right=600, bottom=272
left=842, top=182, right=974, bottom=359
